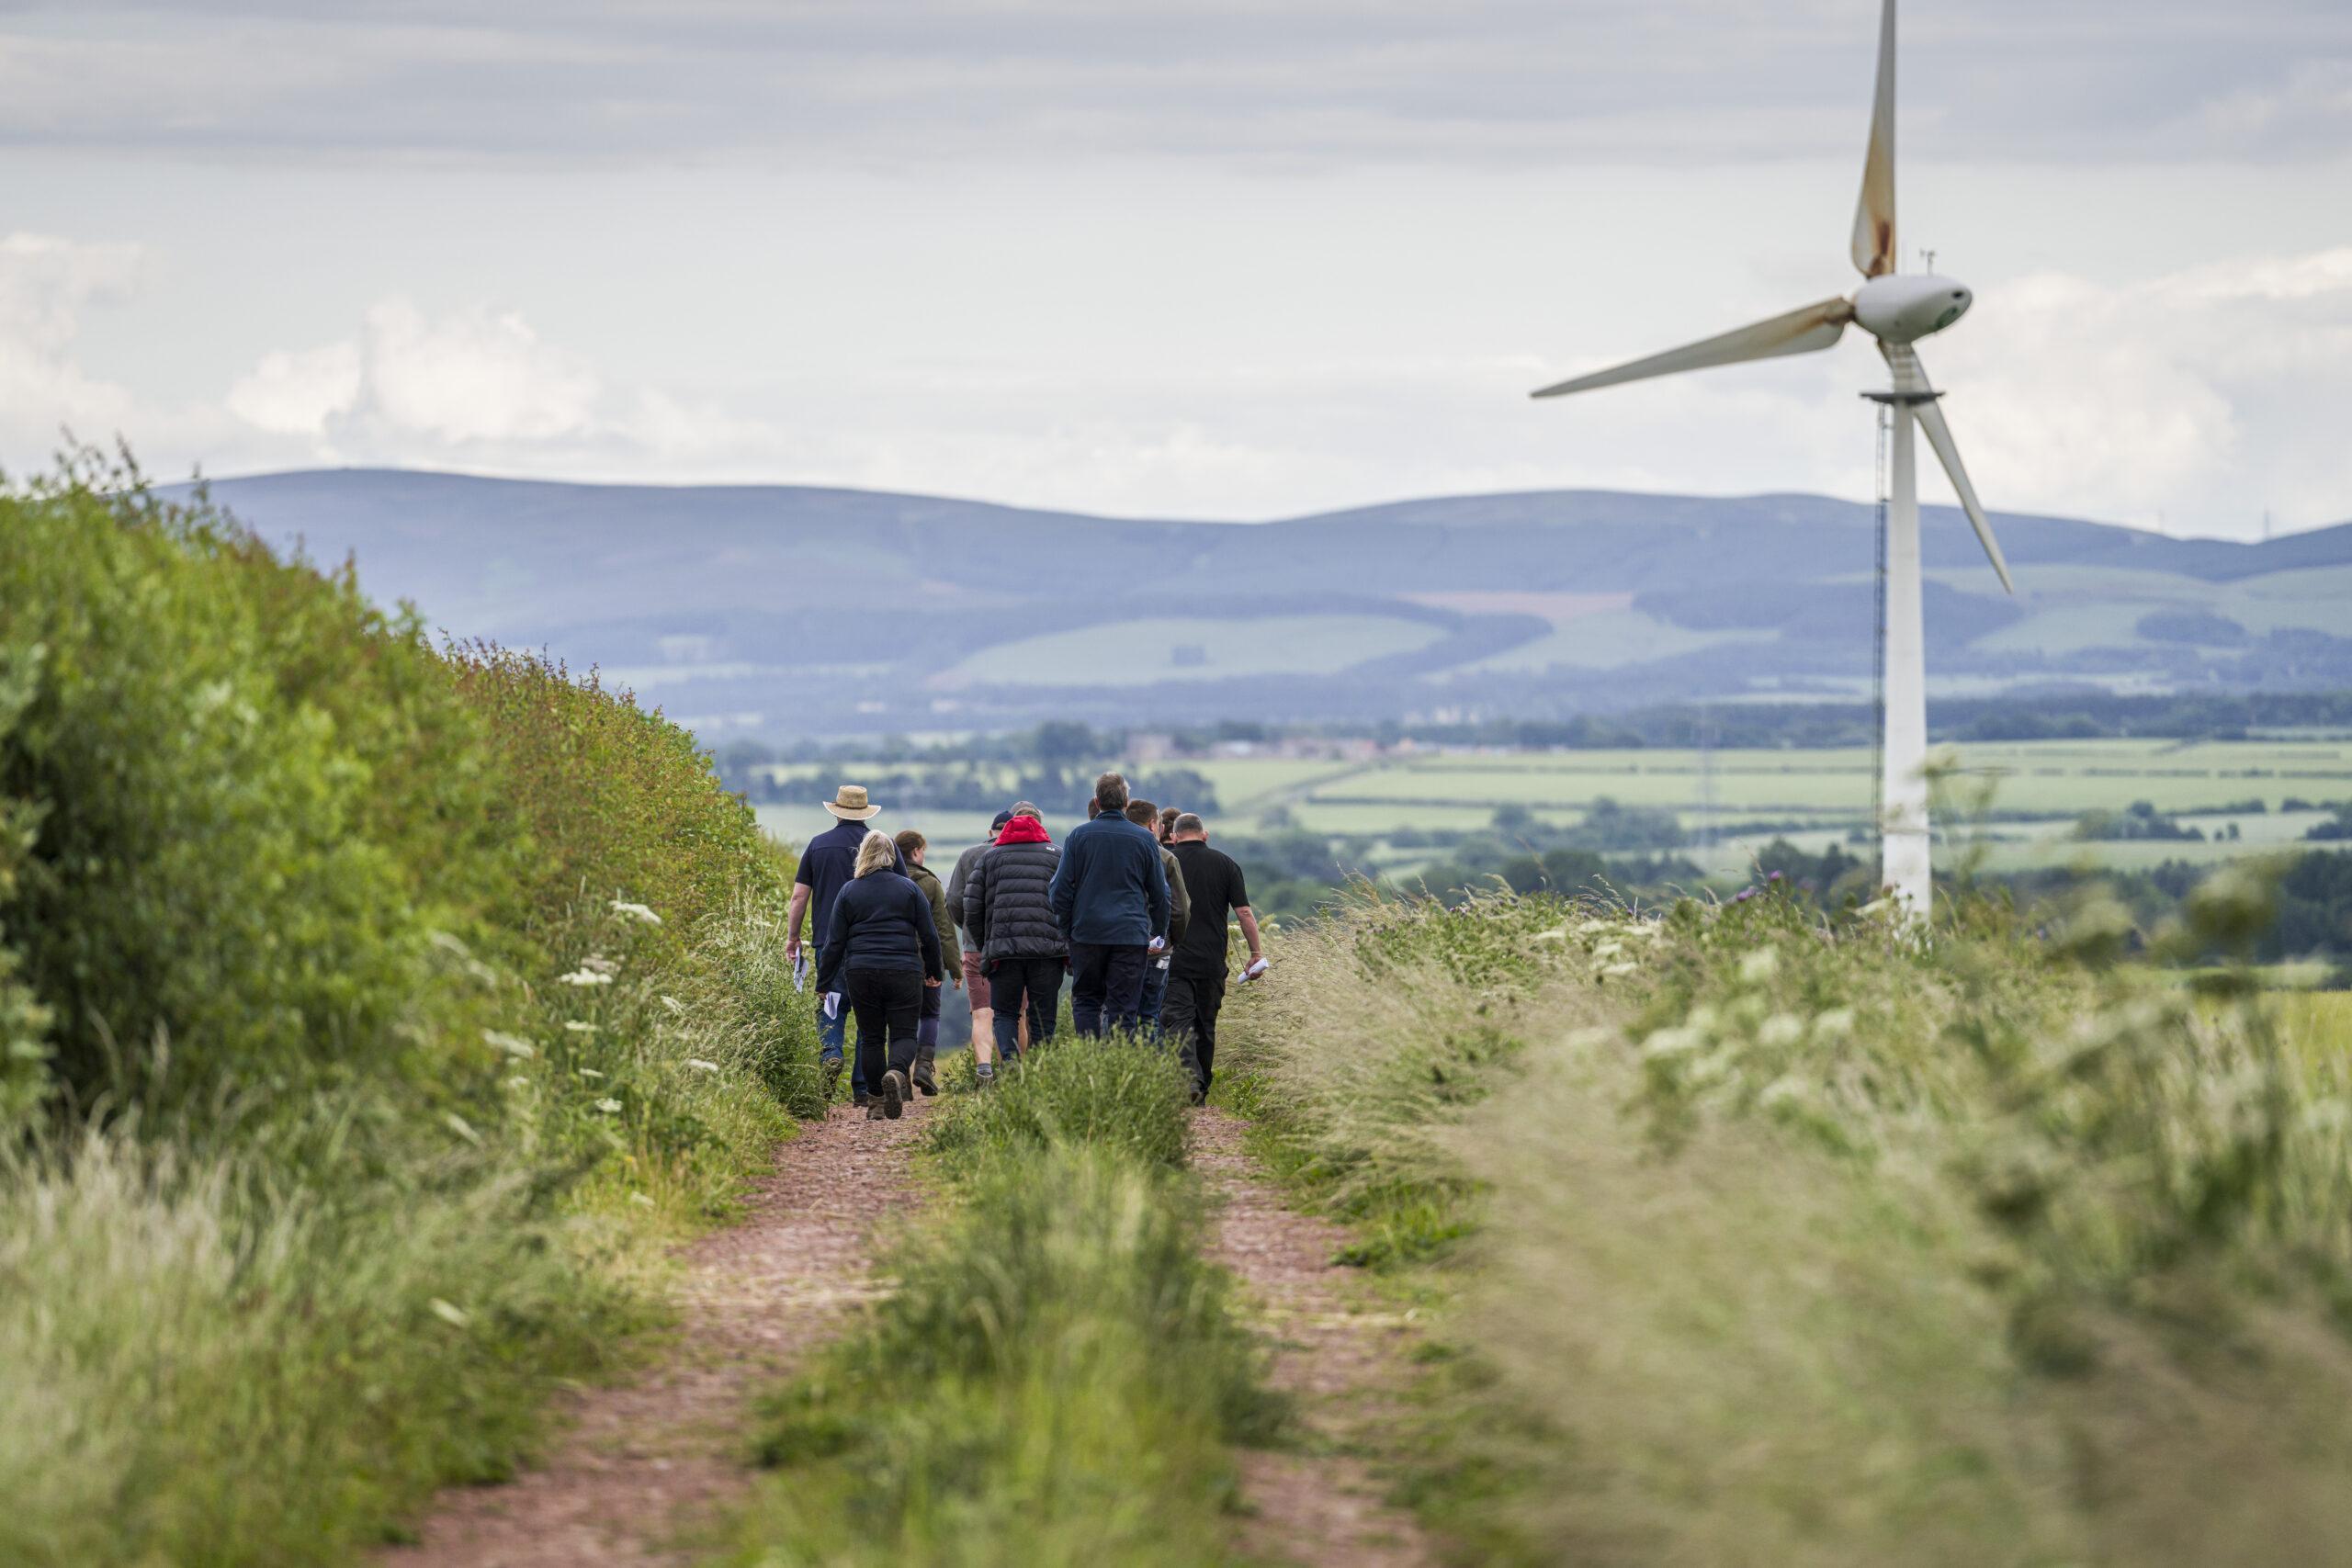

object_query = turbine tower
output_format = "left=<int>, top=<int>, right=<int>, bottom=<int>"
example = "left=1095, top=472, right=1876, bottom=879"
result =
left=1528, top=0, right=2013, bottom=919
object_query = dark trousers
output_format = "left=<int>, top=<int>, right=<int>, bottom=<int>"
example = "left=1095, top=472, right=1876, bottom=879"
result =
left=845, top=967, right=922, bottom=1098
left=917, top=977, right=941, bottom=1065
left=989, top=956, right=1063, bottom=1059
left=1159, top=969, right=1227, bottom=1099
left=1069, top=942, right=1149, bottom=1038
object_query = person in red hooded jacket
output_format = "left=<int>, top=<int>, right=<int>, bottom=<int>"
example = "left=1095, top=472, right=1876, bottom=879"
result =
left=959, top=804, right=1065, bottom=1083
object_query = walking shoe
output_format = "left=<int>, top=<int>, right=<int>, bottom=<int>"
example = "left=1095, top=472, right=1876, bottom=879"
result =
left=911, top=1055, right=938, bottom=1097
left=853, top=1087, right=870, bottom=1109
left=865, top=1102, right=887, bottom=1121
left=881, top=1069, right=907, bottom=1120
left=821, top=1053, right=843, bottom=1098
left=975, top=1063, right=996, bottom=1089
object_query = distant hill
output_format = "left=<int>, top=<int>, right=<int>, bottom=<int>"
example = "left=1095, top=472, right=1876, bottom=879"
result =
left=175, top=468, right=2352, bottom=739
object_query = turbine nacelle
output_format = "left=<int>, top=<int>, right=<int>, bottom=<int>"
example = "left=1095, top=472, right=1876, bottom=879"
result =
left=1852, top=272, right=1972, bottom=344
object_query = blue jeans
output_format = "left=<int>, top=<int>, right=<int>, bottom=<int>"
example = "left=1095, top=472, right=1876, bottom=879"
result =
left=816, top=948, right=867, bottom=1095
left=1138, top=956, right=1170, bottom=1032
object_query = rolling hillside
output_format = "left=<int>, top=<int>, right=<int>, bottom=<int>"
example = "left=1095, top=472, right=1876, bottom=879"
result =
left=181, top=468, right=2352, bottom=738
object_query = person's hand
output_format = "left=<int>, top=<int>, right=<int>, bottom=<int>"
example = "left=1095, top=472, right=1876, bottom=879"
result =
left=925, top=976, right=943, bottom=988
left=784, top=939, right=801, bottom=966
left=951, top=975, right=964, bottom=991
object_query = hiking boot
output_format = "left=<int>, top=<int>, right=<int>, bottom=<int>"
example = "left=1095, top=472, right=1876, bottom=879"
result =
left=852, top=1086, right=870, bottom=1109
left=821, top=1053, right=843, bottom=1098
left=865, top=1102, right=887, bottom=1121
left=911, top=1055, right=938, bottom=1097
left=975, top=1063, right=996, bottom=1089
left=881, top=1069, right=907, bottom=1121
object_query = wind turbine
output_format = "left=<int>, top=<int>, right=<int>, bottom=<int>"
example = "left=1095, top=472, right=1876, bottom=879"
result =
left=1528, top=0, right=2012, bottom=920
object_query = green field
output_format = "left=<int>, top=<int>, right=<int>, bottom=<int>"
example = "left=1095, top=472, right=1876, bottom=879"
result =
left=755, top=739, right=2352, bottom=879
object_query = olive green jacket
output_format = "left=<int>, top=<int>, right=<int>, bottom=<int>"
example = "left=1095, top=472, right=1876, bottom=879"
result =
left=908, top=861, right=959, bottom=964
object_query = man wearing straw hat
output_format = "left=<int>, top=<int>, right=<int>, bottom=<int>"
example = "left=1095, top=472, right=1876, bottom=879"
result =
left=786, top=784, right=904, bottom=1105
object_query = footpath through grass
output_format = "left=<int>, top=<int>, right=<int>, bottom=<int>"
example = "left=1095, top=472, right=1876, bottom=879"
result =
left=720, top=1034, right=1283, bottom=1566
left=0, top=460, right=824, bottom=1565
left=1219, top=881, right=2352, bottom=1566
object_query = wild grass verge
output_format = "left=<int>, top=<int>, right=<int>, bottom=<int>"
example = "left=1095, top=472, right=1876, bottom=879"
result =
left=720, top=1035, right=1279, bottom=1567
left=0, top=460, right=816, bottom=1564
left=1219, top=879, right=2352, bottom=1565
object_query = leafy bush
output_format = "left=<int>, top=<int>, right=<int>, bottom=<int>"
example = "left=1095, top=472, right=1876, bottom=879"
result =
left=0, top=460, right=813, bottom=1565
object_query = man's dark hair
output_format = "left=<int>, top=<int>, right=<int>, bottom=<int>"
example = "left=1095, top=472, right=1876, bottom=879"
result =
left=1170, top=813, right=1205, bottom=838
left=894, top=828, right=926, bottom=857
left=1158, top=806, right=1179, bottom=842
left=1094, top=771, right=1130, bottom=812
left=1124, top=798, right=1158, bottom=829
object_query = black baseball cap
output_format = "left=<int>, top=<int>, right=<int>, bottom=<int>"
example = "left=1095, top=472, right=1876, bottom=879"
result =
left=990, top=809, right=1014, bottom=832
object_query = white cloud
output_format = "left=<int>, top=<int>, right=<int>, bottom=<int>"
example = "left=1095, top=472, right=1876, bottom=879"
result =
left=225, top=299, right=765, bottom=467
left=226, top=340, right=361, bottom=436
left=0, top=232, right=146, bottom=457
left=1934, top=246, right=2352, bottom=534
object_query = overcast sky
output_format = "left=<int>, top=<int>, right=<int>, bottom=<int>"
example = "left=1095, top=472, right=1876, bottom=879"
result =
left=5, top=1, right=2349, bottom=536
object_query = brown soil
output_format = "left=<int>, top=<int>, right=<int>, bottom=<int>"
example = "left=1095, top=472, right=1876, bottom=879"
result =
left=382, top=1099, right=927, bottom=1568
left=1191, top=1109, right=1439, bottom=1568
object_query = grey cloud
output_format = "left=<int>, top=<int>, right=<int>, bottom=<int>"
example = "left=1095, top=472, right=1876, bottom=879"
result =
left=3, top=1, right=2346, bottom=165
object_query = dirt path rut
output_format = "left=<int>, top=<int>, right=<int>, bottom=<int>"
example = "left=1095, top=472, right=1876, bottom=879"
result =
left=1191, top=1109, right=1438, bottom=1568
left=384, top=1100, right=925, bottom=1568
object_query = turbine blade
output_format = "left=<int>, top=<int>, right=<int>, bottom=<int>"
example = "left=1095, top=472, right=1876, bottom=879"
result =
left=1531, top=298, right=1849, bottom=400
left=1850, top=0, right=1898, bottom=276
left=1900, top=349, right=2016, bottom=594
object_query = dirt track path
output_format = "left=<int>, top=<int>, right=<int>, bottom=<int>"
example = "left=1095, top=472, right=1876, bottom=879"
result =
left=1191, top=1110, right=1438, bottom=1568
left=384, top=1100, right=925, bottom=1568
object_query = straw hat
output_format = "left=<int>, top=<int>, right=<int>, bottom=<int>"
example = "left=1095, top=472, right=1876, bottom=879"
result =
left=821, top=784, right=881, bottom=820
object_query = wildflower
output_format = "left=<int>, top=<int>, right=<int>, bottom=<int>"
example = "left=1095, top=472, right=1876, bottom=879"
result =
left=661, top=996, right=686, bottom=1016
left=1576, top=919, right=1615, bottom=935
left=684, top=1058, right=720, bottom=1074
left=1813, top=1008, right=1856, bottom=1041
left=1591, top=940, right=1625, bottom=960
left=1600, top=961, right=1639, bottom=978
left=504, top=1075, right=531, bottom=1090
left=559, top=968, right=613, bottom=987
left=1733, top=887, right=1756, bottom=904
left=1737, top=947, right=1780, bottom=984
left=564, top=1021, right=599, bottom=1034
left=1641, top=1025, right=1704, bottom=1058
left=594, top=1097, right=623, bottom=1114
left=609, top=900, right=663, bottom=925
left=582, top=953, right=620, bottom=976
left=1758, top=1012, right=1804, bottom=1048
left=483, top=1029, right=535, bottom=1059
left=578, top=1067, right=605, bottom=1080
left=429, top=1298, right=470, bottom=1327
left=443, top=1111, right=482, bottom=1145
left=629, top=1191, right=656, bottom=1207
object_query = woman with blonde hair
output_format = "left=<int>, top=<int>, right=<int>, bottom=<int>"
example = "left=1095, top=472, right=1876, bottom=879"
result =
left=816, top=829, right=945, bottom=1120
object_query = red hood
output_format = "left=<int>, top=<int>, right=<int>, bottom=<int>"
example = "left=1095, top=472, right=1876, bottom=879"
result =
left=997, top=815, right=1051, bottom=845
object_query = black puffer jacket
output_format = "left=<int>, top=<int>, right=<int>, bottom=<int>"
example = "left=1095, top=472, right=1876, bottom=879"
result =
left=963, top=818, right=1067, bottom=963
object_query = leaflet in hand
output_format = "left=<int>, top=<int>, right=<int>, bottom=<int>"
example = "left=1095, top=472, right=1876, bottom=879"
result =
left=793, top=953, right=809, bottom=992
left=1240, top=957, right=1270, bottom=983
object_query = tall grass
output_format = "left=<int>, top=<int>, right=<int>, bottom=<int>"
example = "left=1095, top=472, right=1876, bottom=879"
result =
left=1219, top=880, right=2352, bottom=1564
left=0, top=459, right=817, bottom=1564
left=723, top=1036, right=1277, bottom=1566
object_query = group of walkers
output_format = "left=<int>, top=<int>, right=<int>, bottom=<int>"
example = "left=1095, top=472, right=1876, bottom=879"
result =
left=780, top=772, right=1265, bottom=1121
